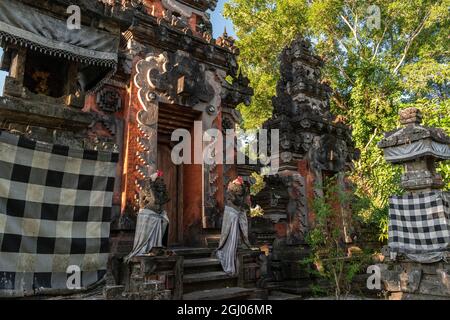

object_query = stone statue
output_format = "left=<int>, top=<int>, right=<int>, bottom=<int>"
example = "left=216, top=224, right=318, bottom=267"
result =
left=216, top=176, right=252, bottom=275
left=125, top=171, right=170, bottom=263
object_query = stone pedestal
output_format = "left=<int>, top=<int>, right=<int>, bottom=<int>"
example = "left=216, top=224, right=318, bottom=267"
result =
left=378, top=107, right=450, bottom=299
left=105, top=255, right=183, bottom=300
left=376, top=256, right=450, bottom=300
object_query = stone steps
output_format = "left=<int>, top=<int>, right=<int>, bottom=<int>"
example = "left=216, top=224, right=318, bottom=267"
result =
left=184, top=271, right=236, bottom=284
left=183, top=271, right=238, bottom=294
left=267, top=290, right=303, bottom=300
left=174, top=247, right=260, bottom=299
left=172, top=247, right=214, bottom=259
left=205, top=235, right=221, bottom=248
left=184, top=257, right=222, bottom=274
left=184, top=257, right=221, bottom=268
left=183, top=287, right=254, bottom=300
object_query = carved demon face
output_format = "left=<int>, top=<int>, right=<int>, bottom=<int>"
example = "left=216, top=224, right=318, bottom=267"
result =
left=311, top=134, right=347, bottom=172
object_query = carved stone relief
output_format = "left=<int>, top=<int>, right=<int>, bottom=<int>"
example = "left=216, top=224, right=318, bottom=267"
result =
left=133, top=53, right=163, bottom=200
left=97, top=87, right=122, bottom=113
left=280, top=173, right=307, bottom=244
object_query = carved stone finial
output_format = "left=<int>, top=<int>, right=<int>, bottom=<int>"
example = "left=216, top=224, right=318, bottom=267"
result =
left=264, top=34, right=356, bottom=170
left=378, top=107, right=450, bottom=192
left=216, top=29, right=237, bottom=53
left=399, top=107, right=422, bottom=126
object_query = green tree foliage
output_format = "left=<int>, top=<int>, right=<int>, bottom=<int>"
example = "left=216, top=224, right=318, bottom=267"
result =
left=224, top=0, right=450, bottom=237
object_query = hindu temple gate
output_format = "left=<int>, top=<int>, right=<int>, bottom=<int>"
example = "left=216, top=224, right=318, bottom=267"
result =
left=247, top=36, right=358, bottom=292
left=0, top=0, right=368, bottom=300
left=0, top=0, right=259, bottom=299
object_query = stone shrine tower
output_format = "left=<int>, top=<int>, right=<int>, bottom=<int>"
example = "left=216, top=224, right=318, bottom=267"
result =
left=377, top=107, right=450, bottom=299
left=251, top=36, right=357, bottom=289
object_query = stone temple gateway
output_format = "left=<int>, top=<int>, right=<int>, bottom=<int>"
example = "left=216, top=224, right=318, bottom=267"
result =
left=248, top=37, right=358, bottom=293
left=2, top=0, right=445, bottom=302
left=0, top=0, right=362, bottom=300
left=0, top=0, right=260, bottom=299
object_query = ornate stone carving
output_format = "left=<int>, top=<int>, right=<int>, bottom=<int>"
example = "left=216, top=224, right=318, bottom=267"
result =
left=133, top=54, right=162, bottom=201
left=216, top=28, right=239, bottom=54
left=249, top=36, right=358, bottom=276
left=135, top=50, right=215, bottom=107
left=308, top=134, right=349, bottom=172
left=160, top=9, right=192, bottom=35
left=84, top=136, right=119, bottom=152
left=379, top=107, right=450, bottom=191
left=138, top=176, right=170, bottom=213
left=221, top=71, right=253, bottom=109
left=203, top=123, right=220, bottom=228
left=161, top=0, right=212, bottom=26
left=97, top=87, right=122, bottom=113
left=265, top=35, right=356, bottom=169
left=281, top=173, right=307, bottom=244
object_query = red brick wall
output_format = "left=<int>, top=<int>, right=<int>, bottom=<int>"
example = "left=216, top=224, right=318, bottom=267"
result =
left=297, top=159, right=317, bottom=227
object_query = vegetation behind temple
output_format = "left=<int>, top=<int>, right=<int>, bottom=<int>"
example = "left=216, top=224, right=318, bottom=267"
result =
left=224, top=0, right=450, bottom=239
left=306, top=176, right=373, bottom=299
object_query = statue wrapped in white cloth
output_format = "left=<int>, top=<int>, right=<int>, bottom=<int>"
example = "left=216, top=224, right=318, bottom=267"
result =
left=216, top=177, right=252, bottom=275
left=125, top=171, right=170, bottom=263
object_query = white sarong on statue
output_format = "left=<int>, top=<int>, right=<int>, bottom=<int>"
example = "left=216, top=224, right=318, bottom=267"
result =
left=125, top=208, right=169, bottom=263
left=216, top=205, right=251, bottom=275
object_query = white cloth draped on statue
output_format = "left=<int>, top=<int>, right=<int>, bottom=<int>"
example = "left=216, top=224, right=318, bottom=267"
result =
left=125, top=209, right=169, bottom=263
left=216, top=206, right=251, bottom=275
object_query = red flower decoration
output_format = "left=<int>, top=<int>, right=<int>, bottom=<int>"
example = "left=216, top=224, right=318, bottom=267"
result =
left=232, top=176, right=244, bottom=185
left=157, top=170, right=163, bottom=177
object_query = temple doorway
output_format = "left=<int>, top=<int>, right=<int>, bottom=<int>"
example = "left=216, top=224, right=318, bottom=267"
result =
left=157, top=103, right=203, bottom=247
left=157, top=143, right=183, bottom=246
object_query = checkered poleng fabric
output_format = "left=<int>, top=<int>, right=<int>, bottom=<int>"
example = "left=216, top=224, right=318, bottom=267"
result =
left=0, top=131, right=118, bottom=297
left=388, top=191, right=450, bottom=254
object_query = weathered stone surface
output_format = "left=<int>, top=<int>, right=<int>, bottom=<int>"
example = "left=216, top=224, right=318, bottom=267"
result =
left=379, top=107, right=450, bottom=191
left=183, top=287, right=253, bottom=300
left=389, top=292, right=449, bottom=300
left=103, top=285, right=125, bottom=300
left=382, top=276, right=401, bottom=292
left=380, top=261, right=450, bottom=298
left=0, top=96, right=93, bottom=129
left=399, top=269, right=422, bottom=293
left=418, top=274, right=450, bottom=297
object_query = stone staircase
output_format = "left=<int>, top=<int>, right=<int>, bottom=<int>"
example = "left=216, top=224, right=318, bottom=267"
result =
left=172, top=247, right=258, bottom=300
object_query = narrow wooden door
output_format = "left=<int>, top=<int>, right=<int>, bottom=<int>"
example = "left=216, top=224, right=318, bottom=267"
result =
left=157, top=143, right=183, bottom=246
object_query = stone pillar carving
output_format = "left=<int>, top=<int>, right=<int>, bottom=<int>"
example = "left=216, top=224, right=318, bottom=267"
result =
left=282, top=173, right=307, bottom=244
left=133, top=53, right=169, bottom=199
left=249, top=35, right=357, bottom=285
left=259, top=35, right=356, bottom=241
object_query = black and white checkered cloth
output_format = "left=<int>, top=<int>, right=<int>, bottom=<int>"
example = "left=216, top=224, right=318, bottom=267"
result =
left=389, top=191, right=450, bottom=254
left=0, top=131, right=118, bottom=297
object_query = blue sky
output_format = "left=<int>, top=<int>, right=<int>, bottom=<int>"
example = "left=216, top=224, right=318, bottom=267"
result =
left=210, top=0, right=236, bottom=38
left=0, top=1, right=234, bottom=95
